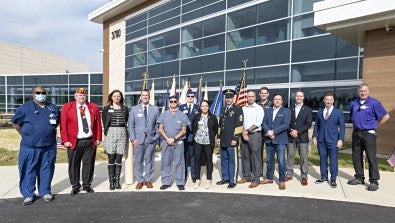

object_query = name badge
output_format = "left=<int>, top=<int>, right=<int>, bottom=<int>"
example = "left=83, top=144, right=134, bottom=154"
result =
left=360, top=105, right=367, bottom=110
left=109, top=109, right=114, bottom=113
left=183, top=110, right=188, bottom=114
left=50, top=119, right=57, bottom=124
left=137, top=114, right=143, bottom=118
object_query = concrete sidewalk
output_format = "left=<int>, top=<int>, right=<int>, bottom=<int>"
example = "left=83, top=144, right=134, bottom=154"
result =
left=1, top=154, right=395, bottom=207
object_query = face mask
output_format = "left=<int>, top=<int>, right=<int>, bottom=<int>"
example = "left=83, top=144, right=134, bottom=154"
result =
left=35, top=94, right=46, bottom=103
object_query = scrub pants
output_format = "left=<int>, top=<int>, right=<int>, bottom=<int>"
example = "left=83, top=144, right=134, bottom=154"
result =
left=18, top=145, right=56, bottom=198
left=160, top=141, right=185, bottom=186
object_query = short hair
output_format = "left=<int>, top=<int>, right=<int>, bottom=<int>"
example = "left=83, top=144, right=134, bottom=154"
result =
left=295, top=89, right=304, bottom=94
left=141, top=89, right=150, bottom=95
left=32, top=86, right=46, bottom=94
left=260, top=87, right=269, bottom=92
left=324, top=91, right=335, bottom=98
left=358, top=83, right=369, bottom=89
left=272, top=92, right=283, bottom=99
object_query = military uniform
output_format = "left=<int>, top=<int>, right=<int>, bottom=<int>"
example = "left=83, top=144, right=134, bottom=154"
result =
left=217, top=89, right=244, bottom=188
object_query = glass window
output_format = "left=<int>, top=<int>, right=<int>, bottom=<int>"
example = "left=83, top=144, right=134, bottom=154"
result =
left=150, top=0, right=181, bottom=17
left=129, top=29, right=147, bottom=41
left=258, top=0, right=291, bottom=23
left=204, top=1, right=226, bottom=16
left=163, top=61, right=179, bottom=76
left=293, top=13, right=325, bottom=39
left=227, top=27, right=256, bottom=50
left=149, top=7, right=180, bottom=26
left=7, top=76, right=22, bottom=85
left=69, top=74, right=88, bottom=84
left=203, top=15, right=225, bottom=37
left=128, top=13, right=147, bottom=25
left=125, top=56, right=132, bottom=68
left=0, top=77, right=4, bottom=85
left=181, top=40, right=202, bottom=58
left=291, top=61, right=335, bottom=82
left=90, top=96, right=103, bottom=107
left=226, top=48, right=255, bottom=70
left=148, top=64, right=162, bottom=78
left=182, top=8, right=203, bottom=23
left=132, top=39, right=147, bottom=54
left=164, top=29, right=180, bottom=46
left=202, top=34, right=224, bottom=54
left=163, top=45, right=179, bottom=62
left=255, top=42, right=290, bottom=66
left=255, top=65, right=289, bottom=84
left=336, top=38, right=359, bottom=58
left=181, top=57, right=202, bottom=74
left=202, top=53, right=224, bottom=73
left=182, top=22, right=202, bottom=42
left=130, top=21, right=147, bottom=32
left=148, top=16, right=179, bottom=34
left=228, top=0, right=255, bottom=8
left=227, top=6, right=257, bottom=31
left=149, top=35, right=164, bottom=50
left=257, top=19, right=290, bottom=45
left=132, top=53, right=147, bottom=67
left=90, top=85, right=102, bottom=95
left=91, top=74, right=103, bottom=84
left=148, top=49, right=163, bottom=64
left=0, top=86, right=5, bottom=94
left=292, top=35, right=336, bottom=62
left=335, top=58, right=359, bottom=80
left=293, top=0, right=321, bottom=15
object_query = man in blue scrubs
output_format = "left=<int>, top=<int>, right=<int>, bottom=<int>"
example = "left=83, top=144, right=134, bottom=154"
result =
left=11, top=86, right=60, bottom=205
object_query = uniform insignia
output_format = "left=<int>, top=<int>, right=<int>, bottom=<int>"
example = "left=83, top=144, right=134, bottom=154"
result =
left=229, top=111, right=234, bottom=117
left=239, top=114, right=243, bottom=121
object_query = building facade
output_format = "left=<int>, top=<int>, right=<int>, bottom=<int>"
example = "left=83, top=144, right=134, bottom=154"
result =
left=0, top=73, right=103, bottom=114
left=90, top=0, right=362, bottom=124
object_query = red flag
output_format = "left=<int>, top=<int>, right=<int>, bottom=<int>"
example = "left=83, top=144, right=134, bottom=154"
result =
left=235, top=73, right=247, bottom=107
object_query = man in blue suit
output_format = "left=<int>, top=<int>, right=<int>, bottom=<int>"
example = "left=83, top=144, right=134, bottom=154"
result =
left=129, top=89, right=160, bottom=190
left=312, top=92, right=345, bottom=188
left=261, top=93, right=291, bottom=190
left=179, top=89, right=199, bottom=182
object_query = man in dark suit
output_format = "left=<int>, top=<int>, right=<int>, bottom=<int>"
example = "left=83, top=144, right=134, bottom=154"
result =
left=312, top=92, right=345, bottom=188
left=179, top=89, right=199, bottom=182
left=261, top=93, right=291, bottom=190
left=286, top=90, right=312, bottom=186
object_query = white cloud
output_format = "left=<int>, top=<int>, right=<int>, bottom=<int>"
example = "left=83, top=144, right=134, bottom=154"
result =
left=0, top=0, right=109, bottom=72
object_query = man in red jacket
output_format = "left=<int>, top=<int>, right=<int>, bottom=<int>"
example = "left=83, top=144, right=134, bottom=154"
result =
left=61, top=87, right=102, bottom=196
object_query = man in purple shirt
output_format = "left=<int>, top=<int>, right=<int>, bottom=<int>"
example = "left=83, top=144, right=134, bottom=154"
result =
left=348, top=83, right=390, bottom=191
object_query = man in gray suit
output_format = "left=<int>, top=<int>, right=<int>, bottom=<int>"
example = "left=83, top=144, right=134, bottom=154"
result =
left=129, top=89, right=160, bottom=190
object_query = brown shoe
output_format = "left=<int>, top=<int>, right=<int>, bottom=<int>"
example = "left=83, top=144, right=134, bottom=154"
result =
left=261, top=179, right=274, bottom=184
left=145, top=181, right=153, bottom=188
left=285, top=176, right=293, bottom=182
left=135, top=182, right=144, bottom=190
left=237, top=179, right=248, bottom=184
left=248, top=182, right=259, bottom=188
left=301, top=178, right=308, bottom=186
left=279, top=182, right=286, bottom=190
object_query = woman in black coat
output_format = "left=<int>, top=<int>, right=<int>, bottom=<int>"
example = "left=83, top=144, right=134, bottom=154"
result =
left=191, top=100, right=219, bottom=189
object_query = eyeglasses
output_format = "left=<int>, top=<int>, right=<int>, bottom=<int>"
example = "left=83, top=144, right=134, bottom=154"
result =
left=35, top=92, right=46, bottom=95
left=169, top=100, right=178, bottom=103
left=187, top=95, right=194, bottom=98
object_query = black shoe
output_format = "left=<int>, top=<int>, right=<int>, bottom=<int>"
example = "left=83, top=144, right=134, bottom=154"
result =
left=348, top=178, right=364, bottom=185
left=315, top=178, right=328, bottom=184
left=70, top=189, right=79, bottom=196
left=367, top=182, right=379, bottom=191
left=227, top=183, right=236, bottom=189
left=160, top=185, right=171, bottom=190
left=192, top=177, right=196, bottom=183
left=177, top=185, right=185, bottom=191
left=216, top=179, right=230, bottom=185
left=83, top=187, right=94, bottom=193
left=330, top=181, right=337, bottom=188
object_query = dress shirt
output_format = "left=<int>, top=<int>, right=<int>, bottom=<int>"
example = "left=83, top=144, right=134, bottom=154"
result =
left=273, top=106, right=282, bottom=121
left=242, top=103, right=264, bottom=132
left=295, top=103, right=303, bottom=118
left=76, top=103, right=92, bottom=139
left=323, top=106, right=334, bottom=119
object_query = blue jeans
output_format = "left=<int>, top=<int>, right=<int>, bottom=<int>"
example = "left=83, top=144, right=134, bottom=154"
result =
left=265, top=143, right=286, bottom=182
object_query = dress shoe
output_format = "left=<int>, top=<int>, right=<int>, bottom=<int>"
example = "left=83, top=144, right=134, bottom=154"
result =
left=177, top=185, right=185, bottom=191
left=83, top=187, right=94, bottom=193
left=70, top=188, right=79, bottom=196
left=330, top=181, right=337, bottom=188
left=136, top=182, right=144, bottom=190
left=367, top=182, right=379, bottom=191
left=315, top=178, right=328, bottom=184
left=227, top=183, right=236, bottom=189
left=160, top=185, right=171, bottom=190
left=144, top=181, right=153, bottom=188
left=192, top=177, right=197, bottom=183
left=301, top=178, right=308, bottom=186
left=347, top=178, right=364, bottom=185
left=248, top=182, right=259, bottom=188
left=23, top=196, right=36, bottom=205
left=285, top=176, right=293, bottom=182
left=216, top=179, right=229, bottom=185
left=205, top=180, right=212, bottom=189
left=279, top=182, right=286, bottom=190
left=261, top=179, right=273, bottom=184
left=237, top=179, right=249, bottom=184
left=193, top=180, right=201, bottom=189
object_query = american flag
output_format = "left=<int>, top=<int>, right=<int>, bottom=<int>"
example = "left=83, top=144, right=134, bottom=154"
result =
left=234, top=72, right=247, bottom=107
left=387, top=153, right=395, bottom=167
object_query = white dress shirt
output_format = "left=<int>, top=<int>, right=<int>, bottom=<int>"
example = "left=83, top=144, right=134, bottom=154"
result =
left=242, top=103, right=264, bottom=132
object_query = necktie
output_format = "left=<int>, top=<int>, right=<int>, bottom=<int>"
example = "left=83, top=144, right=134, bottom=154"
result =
left=79, top=106, right=89, bottom=133
left=144, top=106, right=148, bottom=122
left=188, top=104, right=192, bottom=115
left=324, top=108, right=330, bottom=120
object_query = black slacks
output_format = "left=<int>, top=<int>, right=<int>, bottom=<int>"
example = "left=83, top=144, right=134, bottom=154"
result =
left=67, top=138, right=97, bottom=189
left=193, top=143, right=214, bottom=180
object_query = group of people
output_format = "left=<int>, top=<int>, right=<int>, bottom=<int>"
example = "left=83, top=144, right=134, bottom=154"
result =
left=12, top=83, right=389, bottom=205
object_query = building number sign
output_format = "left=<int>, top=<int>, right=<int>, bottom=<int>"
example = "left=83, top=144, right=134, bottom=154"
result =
left=111, top=29, right=121, bottom=40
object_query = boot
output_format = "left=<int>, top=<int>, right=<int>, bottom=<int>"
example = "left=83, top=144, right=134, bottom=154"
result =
left=114, top=164, right=122, bottom=189
left=108, top=165, right=115, bottom=190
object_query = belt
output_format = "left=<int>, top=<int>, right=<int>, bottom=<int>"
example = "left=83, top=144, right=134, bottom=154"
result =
left=354, top=129, right=374, bottom=132
left=78, top=137, right=92, bottom=140
left=248, top=131, right=261, bottom=135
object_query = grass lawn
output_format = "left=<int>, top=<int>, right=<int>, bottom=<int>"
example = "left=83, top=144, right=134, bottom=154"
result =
left=0, top=128, right=393, bottom=171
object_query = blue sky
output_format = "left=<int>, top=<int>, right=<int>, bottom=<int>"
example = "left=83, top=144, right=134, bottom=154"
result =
left=0, top=0, right=109, bottom=72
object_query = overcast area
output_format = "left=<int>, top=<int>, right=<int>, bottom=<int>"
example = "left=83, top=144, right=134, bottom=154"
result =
left=0, top=0, right=109, bottom=72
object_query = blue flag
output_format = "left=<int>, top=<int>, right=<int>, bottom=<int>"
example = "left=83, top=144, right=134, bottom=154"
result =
left=210, top=85, right=223, bottom=117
